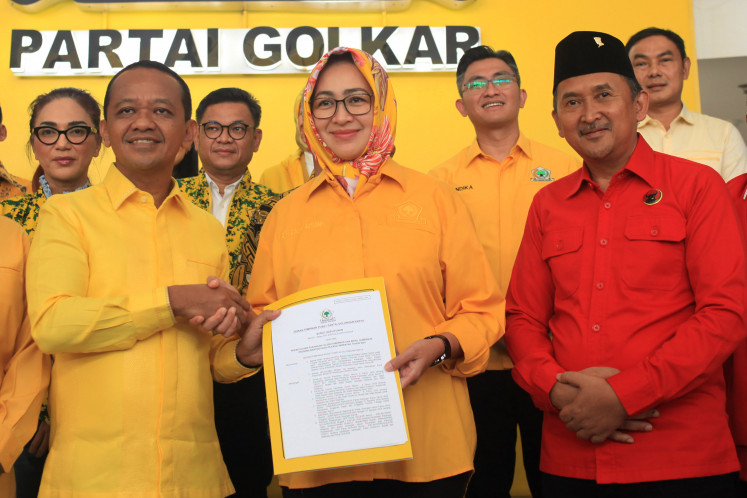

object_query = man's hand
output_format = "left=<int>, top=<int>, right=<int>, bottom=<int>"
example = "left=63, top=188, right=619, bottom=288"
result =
left=169, top=276, right=251, bottom=336
left=550, top=380, right=579, bottom=410
left=235, top=309, right=281, bottom=367
left=552, top=367, right=658, bottom=444
left=556, top=371, right=628, bottom=444
left=551, top=366, right=621, bottom=411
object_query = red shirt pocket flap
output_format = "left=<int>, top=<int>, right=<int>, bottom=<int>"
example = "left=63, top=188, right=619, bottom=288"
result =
left=624, top=215, right=686, bottom=242
left=542, top=226, right=584, bottom=260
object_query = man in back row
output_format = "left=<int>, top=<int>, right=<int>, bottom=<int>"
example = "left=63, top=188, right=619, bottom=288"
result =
left=626, top=27, right=747, bottom=181
left=180, top=87, right=277, bottom=498
left=430, top=46, right=578, bottom=498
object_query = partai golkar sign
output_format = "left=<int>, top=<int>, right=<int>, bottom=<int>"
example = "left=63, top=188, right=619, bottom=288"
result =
left=10, top=26, right=481, bottom=76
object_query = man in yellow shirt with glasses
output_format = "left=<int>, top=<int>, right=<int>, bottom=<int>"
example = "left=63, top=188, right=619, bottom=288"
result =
left=430, top=46, right=579, bottom=498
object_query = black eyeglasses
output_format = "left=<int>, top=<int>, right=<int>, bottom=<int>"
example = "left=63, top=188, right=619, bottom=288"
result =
left=310, top=93, right=373, bottom=119
left=33, top=125, right=97, bottom=145
left=463, top=75, right=517, bottom=92
left=201, top=121, right=251, bottom=140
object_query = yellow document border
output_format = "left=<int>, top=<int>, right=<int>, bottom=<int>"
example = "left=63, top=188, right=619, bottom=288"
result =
left=262, top=276, right=413, bottom=475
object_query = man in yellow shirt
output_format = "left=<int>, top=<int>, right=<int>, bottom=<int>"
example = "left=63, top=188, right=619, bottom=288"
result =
left=430, top=46, right=579, bottom=498
left=626, top=27, right=747, bottom=181
left=0, top=216, right=50, bottom=496
left=26, top=61, right=265, bottom=497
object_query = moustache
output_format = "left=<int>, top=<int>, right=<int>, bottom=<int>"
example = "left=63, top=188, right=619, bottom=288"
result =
left=579, top=123, right=611, bottom=136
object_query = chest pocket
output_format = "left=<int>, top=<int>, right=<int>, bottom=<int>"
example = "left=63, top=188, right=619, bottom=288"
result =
left=622, top=215, right=686, bottom=290
left=178, top=247, right=224, bottom=285
left=542, top=226, right=583, bottom=298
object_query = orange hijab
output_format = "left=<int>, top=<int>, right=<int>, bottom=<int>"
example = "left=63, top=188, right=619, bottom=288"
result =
left=302, top=47, right=396, bottom=198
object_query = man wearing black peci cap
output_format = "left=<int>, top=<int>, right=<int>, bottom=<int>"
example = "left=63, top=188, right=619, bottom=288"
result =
left=504, top=31, right=746, bottom=496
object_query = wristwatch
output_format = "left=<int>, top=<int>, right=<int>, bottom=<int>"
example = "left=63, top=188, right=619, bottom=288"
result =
left=425, top=334, right=451, bottom=366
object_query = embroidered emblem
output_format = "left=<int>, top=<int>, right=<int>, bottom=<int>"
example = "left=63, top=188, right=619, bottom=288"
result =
left=643, top=189, right=663, bottom=205
left=530, top=167, right=555, bottom=182
left=395, top=200, right=426, bottom=224
left=594, top=36, right=604, bottom=48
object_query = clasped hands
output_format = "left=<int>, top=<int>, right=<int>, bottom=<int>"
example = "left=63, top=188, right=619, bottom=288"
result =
left=168, top=276, right=279, bottom=366
left=168, top=276, right=251, bottom=335
left=551, top=366, right=659, bottom=445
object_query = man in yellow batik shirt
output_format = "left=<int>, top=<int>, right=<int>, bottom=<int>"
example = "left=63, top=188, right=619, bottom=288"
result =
left=0, top=216, right=49, bottom=496
left=26, top=61, right=272, bottom=497
left=179, top=87, right=279, bottom=497
left=430, top=46, right=579, bottom=498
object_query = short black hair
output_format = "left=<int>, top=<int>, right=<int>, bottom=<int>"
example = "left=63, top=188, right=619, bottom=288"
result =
left=195, top=88, right=261, bottom=127
left=456, top=46, right=521, bottom=96
left=103, top=60, right=192, bottom=121
left=626, top=27, right=687, bottom=60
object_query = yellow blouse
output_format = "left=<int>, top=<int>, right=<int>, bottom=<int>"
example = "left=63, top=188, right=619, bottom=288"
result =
left=248, top=160, right=503, bottom=488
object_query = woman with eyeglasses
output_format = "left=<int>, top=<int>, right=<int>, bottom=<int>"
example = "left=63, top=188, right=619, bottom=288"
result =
left=0, top=87, right=100, bottom=498
left=2, top=87, right=101, bottom=237
left=245, top=47, right=503, bottom=497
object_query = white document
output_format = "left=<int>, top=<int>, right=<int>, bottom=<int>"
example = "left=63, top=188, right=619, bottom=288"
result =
left=271, top=289, right=408, bottom=459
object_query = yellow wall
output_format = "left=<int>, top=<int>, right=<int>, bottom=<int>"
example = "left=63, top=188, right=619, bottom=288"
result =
left=0, top=2, right=698, bottom=495
left=1, top=0, right=698, bottom=184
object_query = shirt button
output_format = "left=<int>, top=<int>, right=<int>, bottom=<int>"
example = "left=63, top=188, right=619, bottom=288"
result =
left=140, top=195, right=148, bottom=203
left=592, top=324, right=601, bottom=332
left=650, top=228, right=659, bottom=236
left=596, top=282, right=604, bottom=290
left=604, top=202, right=612, bottom=209
left=600, top=238, right=608, bottom=246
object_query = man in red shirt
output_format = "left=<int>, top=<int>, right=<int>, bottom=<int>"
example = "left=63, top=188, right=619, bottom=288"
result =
left=726, top=173, right=747, bottom=497
left=505, top=31, right=745, bottom=496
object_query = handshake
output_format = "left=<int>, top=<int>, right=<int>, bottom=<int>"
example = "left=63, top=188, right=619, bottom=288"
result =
left=168, top=276, right=280, bottom=366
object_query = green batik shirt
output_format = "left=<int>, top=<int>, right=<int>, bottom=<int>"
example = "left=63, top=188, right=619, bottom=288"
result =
left=1, top=188, right=47, bottom=237
left=178, top=171, right=280, bottom=296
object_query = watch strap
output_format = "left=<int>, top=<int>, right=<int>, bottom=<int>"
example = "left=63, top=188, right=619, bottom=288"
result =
left=425, top=334, right=451, bottom=367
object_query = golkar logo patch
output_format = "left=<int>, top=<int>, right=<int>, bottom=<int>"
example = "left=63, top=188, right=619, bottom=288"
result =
left=530, top=166, right=554, bottom=182
left=395, top=200, right=426, bottom=224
